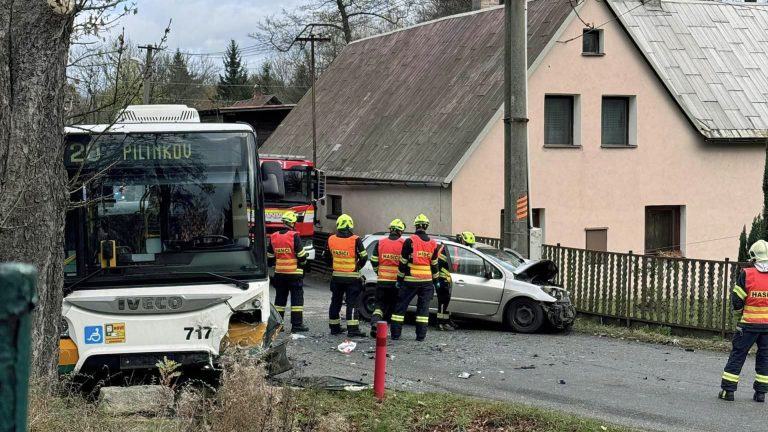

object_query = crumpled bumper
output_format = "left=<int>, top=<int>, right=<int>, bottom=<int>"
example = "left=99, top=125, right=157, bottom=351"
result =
left=543, top=301, right=576, bottom=329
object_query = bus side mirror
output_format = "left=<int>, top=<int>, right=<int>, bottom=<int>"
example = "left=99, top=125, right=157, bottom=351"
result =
left=261, top=161, right=285, bottom=199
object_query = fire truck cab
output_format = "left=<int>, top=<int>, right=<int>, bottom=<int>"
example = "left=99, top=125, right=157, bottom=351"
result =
left=260, top=155, right=325, bottom=260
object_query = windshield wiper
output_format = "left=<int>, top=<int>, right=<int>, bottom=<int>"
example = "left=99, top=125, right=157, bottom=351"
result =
left=64, top=268, right=106, bottom=295
left=170, top=271, right=249, bottom=290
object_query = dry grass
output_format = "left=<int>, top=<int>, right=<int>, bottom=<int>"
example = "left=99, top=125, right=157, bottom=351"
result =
left=28, top=356, right=637, bottom=432
left=573, top=317, right=734, bottom=352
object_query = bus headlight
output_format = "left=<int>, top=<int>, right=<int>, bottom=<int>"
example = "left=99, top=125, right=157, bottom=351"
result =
left=61, top=318, right=70, bottom=338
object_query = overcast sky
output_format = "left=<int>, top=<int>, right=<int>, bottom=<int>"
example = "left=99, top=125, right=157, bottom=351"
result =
left=111, top=0, right=304, bottom=69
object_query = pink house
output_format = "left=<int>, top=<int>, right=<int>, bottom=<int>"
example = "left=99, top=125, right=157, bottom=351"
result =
left=264, top=0, right=768, bottom=261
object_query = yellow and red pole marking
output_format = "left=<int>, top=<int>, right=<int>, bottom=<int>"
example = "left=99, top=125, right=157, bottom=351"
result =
left=516, top=195, right=528, bottom=221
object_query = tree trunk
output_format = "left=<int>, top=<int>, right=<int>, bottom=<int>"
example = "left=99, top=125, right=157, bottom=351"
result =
left=335, top=0, right=353, bottom=43
left=0, top=1, right=74, bottom=382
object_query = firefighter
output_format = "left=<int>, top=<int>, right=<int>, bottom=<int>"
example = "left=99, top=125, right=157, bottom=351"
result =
left=369, top=218, right=406, bottom=337
left=391, top=214, right=439, bottom=341
left=456, top=231, right=476, bottom=248
left=324, top=214, right=368, bottom=337
left=435, top=242, right=456, bottom=331
left=718, top=240, right=768, bottom=402
left=266, top=210, right=309, bottom=332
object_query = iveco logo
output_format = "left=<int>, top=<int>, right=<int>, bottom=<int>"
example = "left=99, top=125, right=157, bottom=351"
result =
left=117, top=296, right=183, bottom=311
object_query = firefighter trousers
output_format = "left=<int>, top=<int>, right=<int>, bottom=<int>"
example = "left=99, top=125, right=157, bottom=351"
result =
left=372, top=283, right=399, bottom=323
left=391, top=282, right=434, bottom=340
left=329, top=277, right=362, bottom=334
left=436, top=282, right=452, bottom=324
left=721, top=329, right=768, bottom=393
left=273, top=276, right=304, bottom=326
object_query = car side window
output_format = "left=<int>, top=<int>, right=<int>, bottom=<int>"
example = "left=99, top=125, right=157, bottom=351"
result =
left=365, top=240, right=378, bottom=260
left=452, top=247, right=486, bottom=278
left=486, top=260, right=503, bottom=279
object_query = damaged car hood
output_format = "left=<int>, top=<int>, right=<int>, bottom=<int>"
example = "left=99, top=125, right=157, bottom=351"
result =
left=513, top=259, right=558, bottom=284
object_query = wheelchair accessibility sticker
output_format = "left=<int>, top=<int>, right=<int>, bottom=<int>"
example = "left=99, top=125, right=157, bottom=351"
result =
left=84, top=325, right=103, bottom=344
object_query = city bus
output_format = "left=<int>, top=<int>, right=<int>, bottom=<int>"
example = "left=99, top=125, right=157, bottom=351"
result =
left=59, top=105, right=288, bottom=376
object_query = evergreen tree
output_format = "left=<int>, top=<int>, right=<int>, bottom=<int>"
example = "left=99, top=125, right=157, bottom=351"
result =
left=739, top=225, right=749, bottom=262
left=217, top=40, right=252, bottom=102
left=252, top=62, right=281, bottom=96
left=167, top=49, right=198, bottom=104
left=748, top=215, right=764, bottom=250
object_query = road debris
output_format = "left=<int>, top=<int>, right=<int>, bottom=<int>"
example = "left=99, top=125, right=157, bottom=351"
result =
left=558, top=379, right=566, bottom=385
left=515, top=365, right=536, bottom=370
left=338, top=340, right=357, bottom=354
left=459, top=372, right=472, bottom=379
left=291, top=334, right=307, bottom=340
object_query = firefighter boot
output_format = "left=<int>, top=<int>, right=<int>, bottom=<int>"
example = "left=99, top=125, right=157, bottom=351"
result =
left=718, top=390, right=735, bottom=401
left=754, top=392, right=766, bottom=403
left=292, top=324, right=309, bottom=333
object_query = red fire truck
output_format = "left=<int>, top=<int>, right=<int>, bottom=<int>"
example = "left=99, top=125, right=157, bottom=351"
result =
left=259, top=155, right=325, bottom=260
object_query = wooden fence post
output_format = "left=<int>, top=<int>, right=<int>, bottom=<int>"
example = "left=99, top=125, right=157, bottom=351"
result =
left=0, top=263, right=37, bottom=432
left=721, top=258, right=730, bottom=337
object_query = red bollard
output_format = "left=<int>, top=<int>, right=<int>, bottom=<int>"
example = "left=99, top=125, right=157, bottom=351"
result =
left=374, top=321, right=388, bottom=400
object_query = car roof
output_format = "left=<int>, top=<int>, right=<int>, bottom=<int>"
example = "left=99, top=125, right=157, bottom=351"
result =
left=366, top=232, right=454, bottom=242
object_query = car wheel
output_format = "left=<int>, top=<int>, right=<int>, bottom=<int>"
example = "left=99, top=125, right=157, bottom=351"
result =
left=504, top=298, right=544, bottom=333
left=357, top=285, right=377, bottom=322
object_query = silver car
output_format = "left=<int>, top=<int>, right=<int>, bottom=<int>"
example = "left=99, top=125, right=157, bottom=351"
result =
left=359, top=234, right=576, bottom=333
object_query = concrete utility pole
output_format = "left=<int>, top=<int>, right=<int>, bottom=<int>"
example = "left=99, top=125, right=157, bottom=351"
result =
left=503, top=0, right=531, bottom=257
left=138, top=45, right=156, bottom=105
left=295, top=34, right=330, bottom=168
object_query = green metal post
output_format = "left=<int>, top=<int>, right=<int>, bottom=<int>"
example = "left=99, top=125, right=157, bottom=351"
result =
left=0, top=264, right=38, bottom=432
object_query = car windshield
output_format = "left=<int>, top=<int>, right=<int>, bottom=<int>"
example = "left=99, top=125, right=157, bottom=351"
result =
left=479, top=247, right=525, bottom=272
left=63, top=131, right=266, bottom=287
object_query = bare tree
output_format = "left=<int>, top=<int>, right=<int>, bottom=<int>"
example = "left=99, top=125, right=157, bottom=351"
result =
left=250, top=1, right=418, bottom=104
left=0, top=0, right=144, bottom=382
left=416, top=0, right=473, bottom=22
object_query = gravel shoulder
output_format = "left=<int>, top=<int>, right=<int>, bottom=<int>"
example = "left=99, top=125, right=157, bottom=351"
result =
left=275, top=276, right=765, bottom=432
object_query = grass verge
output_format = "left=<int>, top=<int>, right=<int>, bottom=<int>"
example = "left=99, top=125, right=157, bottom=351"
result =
left=293, top=389, right=639, bottom=432
left=573, top=317, right=732, bottom=352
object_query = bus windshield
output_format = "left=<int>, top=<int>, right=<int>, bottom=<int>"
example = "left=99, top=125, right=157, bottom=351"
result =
left=64, top=131, right=267, bottom=288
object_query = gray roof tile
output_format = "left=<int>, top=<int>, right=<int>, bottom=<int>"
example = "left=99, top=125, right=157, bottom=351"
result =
left=609, top=0, right=768, bottom=140
left=262, top=1, right=573, bottom=183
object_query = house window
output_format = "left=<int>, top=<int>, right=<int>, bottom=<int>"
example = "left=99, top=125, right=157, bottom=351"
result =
left=645, top=206, right=683, bottom=256
left=582, top=29, right=604, bottom=55
left=544, top=95, right=577, bottom=146
left=327, top=194, right=343, bottom=219
left=602, top=96, right=634, bottom=146
left=585, top=228, right=608, bottom=252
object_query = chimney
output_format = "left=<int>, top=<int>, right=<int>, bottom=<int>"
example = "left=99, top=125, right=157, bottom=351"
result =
left=472, top=0, right=502, bottom=11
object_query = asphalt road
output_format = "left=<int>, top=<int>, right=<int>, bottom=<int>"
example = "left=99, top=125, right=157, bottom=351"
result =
left=273, top=276, right=766, bottom=432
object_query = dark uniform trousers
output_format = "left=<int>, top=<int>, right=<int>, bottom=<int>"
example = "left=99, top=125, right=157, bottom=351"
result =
left=436, top=281, right=452, bottom=324
left=391, top=281, right=434, bottom=340
left=329, top=277, right=363, bottom=333
left=273, top=275, right=304, bottom=326
left=373, top=282, right=400, bottom=323
left=721, top=329, right=768, bottom=393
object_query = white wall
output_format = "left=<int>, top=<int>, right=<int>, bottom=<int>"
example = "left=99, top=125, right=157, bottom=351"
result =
left=314, top=183, right=452, bottom=236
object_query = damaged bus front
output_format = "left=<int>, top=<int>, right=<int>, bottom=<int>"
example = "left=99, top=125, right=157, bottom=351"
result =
left=60, top=105, right=290, bottom=377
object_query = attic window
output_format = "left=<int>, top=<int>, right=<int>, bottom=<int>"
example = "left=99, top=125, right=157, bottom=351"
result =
left=582, top=28, right=604, bottom=55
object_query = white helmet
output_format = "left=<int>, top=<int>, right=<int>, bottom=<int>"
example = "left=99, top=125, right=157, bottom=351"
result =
left=749, top=240, right=768, bottom=262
